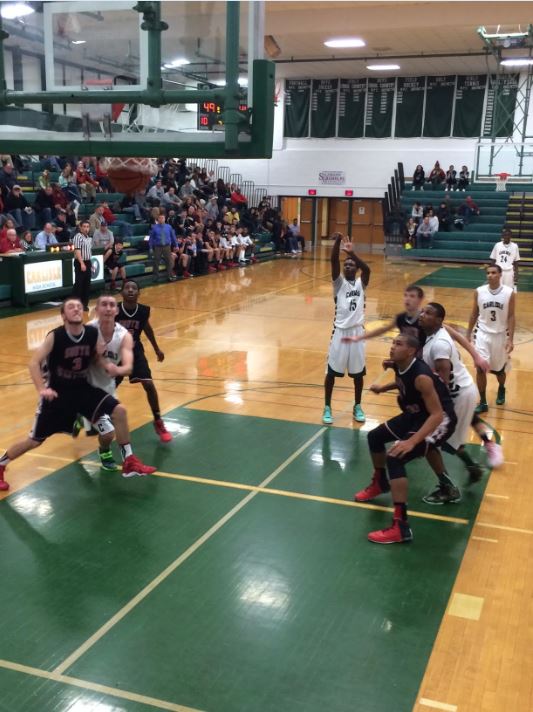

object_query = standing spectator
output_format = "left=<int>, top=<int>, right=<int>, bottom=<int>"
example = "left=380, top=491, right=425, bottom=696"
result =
left=457, top=166, right=470, bottom=192
left=0, top=227, right=24, bottom=254
left=437, top=202, right=451, bottom=232
left=445, top=165, right=457, bottom=192
left=428, top=161, right=445, bottom=189
left=5, top=185, right=35, bottom=230
left=35, top=222, right=58, bottom=250
left=72, top=220, right=93, bottom=310
left=76, top=162, right=98, bottom=202
left=230, top=186, right=248, bottom=209
left=411, top=201, right=423, bottom=225
left=149, top=213, right=178, bottom=283
left=33, top=185, right=57, bottom=227
left=416, top=216, right=434, bottom=249
left=457, top=195, right=480, bottom=225
left=411, top=165, right=425, bottom=191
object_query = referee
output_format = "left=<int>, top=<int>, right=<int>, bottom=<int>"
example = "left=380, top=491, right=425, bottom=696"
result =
left=73, top=220, right=93, bottom=311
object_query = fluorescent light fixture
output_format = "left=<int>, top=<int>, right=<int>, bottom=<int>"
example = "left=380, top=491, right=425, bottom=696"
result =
left=479, top=26, right=529, bottom=39
left=71, top=40, right=86, bottom=45
left=367, top=64, right=400, bottom=71
left=213, top=77, right=248, bottom=87
left=162, top=58, right=190, bottom=69
left=324, top=37, right=365, bottom=49
left=500, top=58, right=533, bottom=66
left=1, top=2, right=35, bottom=19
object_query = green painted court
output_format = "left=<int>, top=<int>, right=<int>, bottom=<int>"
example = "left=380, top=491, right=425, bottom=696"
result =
left=416, top=267, right=533, bottom=291
left=0, top=409, right=489, bottom=712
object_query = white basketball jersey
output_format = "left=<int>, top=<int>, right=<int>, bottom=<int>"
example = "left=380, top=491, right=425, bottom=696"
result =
left=476, top=284, right=513, bottom=335
left=87, top=319, right=127, bottom=393
left=423, top=327, right=473, bottom=397
left=332, top=276, right=365, bottom=329
left=489, top=241, right=520, bottom=272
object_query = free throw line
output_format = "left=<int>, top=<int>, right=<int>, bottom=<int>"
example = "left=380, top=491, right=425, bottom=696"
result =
left=53, top=427, right=326, bottom=674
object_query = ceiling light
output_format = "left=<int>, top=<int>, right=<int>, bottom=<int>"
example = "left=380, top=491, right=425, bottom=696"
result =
left=1, top=2, right=35, bottom=19
left=71, top=40, right=86, bottom=45
left=500, top=58, right=533, bottom=66
left=367, top=64, right=400, bottom=71
left=324, top=37, right=365, bottom=49
left=213, top=77, right=248, bottom=87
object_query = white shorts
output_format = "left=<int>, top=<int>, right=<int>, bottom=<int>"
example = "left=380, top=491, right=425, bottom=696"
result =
left=500, top=270, right=516, bottom=291
left=83, top=414, right=114, bottom=435
left=446, top=383, right=478, bottom=451
left=474, top=329, right=508, bottom=373
left=326, top=326, right=366, bottom=376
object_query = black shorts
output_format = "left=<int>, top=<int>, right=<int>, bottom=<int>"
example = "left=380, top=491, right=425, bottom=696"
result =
left=30, top=385, right=119, bottom=442
left=116, top=345, right=152, bottom=385
left=385, top=411, right=456, bottom=455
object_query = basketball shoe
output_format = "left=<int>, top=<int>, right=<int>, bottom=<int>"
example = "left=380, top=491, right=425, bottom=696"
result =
left=0, top=464, right=9, bottom=491
left=122, top=455, right=157, bottom=478
left=368, top=519, right=413, bottom=544
left=484, top=440, right=504, bottom=468
left=354, top=470, right=390, bottom=502
left=154, top=419, right=172, bottom=443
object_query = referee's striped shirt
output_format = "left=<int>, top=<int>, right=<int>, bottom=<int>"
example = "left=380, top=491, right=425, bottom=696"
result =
left=73, top=232, right=93, bottom=261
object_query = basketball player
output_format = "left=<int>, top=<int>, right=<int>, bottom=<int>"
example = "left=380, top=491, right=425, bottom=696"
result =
left=467, top=265, right=515, bottom=412
left=355, top=333, right=457, bottom=544
left=419, top=303, right=503, bottom=504
left=490, top=227, right=520, bottom=291
left=0, top=298, right=156, bottom=491
left=116, top=280, right=172, bottom=442
left=86, top=295, right=135, bottom=472
left=323, top=233, right=370, bottom=425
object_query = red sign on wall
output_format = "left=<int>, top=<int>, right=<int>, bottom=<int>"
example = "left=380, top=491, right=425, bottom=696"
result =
left=308, top=189, right=317, bottom=196
left=344, top=190, right=354, bottom=197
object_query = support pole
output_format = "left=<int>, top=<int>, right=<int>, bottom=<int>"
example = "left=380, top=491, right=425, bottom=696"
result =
left=0, top=14, right=7, bottom=95
left=224, top=0, right=241, bottom=153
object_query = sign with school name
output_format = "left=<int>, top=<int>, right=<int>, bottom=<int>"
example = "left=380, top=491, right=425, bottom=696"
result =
left=24, top=260, right=63, bottom=294
left=318, top=170, right=346, bottom=185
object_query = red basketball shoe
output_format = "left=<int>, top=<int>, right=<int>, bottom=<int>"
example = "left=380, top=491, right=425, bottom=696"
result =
left=0, top=464, right=9, bottom=491
left=122, top=455, right=157, bottom=478
left=154, top=419, right=172, bottom=443
left=368, top=519, right=413, bottom=544
left=354, top=470, right=389, bottom=502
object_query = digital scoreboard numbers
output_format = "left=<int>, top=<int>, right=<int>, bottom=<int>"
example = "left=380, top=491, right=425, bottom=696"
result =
left=197, top=99, right=248, bottom=131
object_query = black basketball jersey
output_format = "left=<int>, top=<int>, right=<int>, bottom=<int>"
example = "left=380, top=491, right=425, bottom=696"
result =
left=116, top=303, right=150, bottom=350
left=395, top=311, right=426, bottom=349
left=395, top=358, right=455, bottom=421
left=45, top=325, right=99, bottom=390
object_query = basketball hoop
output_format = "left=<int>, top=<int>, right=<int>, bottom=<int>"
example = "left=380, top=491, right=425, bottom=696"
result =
left=106, top=157, right=158, bottom=195
left=496, top=172, right=511, bottom=191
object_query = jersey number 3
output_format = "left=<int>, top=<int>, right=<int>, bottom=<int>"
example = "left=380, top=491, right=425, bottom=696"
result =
left=490, top=310, right=497, bottom=322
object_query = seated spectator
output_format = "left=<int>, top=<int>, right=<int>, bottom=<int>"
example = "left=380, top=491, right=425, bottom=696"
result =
left=179, top=178, right=194, bottom=200
left=33, top=185, right=57, bottom=227
left=0, top=193, right=8, bottom=226
left=174, top=235, right=192, bottom=278
left=428, top=161, right=445, bottom=189
left=0, top=162, right=17, bottom=199
left=416, top=216, right=434, bottom=249
left=230, top=187, right=248, bottom=209
left=42, top=155, right=62, bottom=172
left=161, top=186, right=181, bottom=212
left=411, top=164, right=425, bottom=191
left=422, top=203, right=434, bottom=218
left=238, top=227, right=256, bottom=263
left=404, top=217, right=417, bottom=248
left=95, top=158, right=112, bottom=192
left=51, top=182, right=68, bottom=212
left=92, top=223, right=115, bottom=263
left=411, top=201, right=423, bottom=225
left=38, top=169, right=51, bottom=191
left=120, top=193, right=144, bottom=222
left=100, top=200, right=133, bottom=239
left=437, top=202, right=451, bottom=232
left=20, top=229, right=37, bottom=252
left=146, top=179, right=165, bottom=206
left=0, top=217, right=17, bottom=241
left=287, top=218, right=305, bottom=252
left=59, top=164, right=82, bottom=203
left=427, top=208, right=439, bottom=235
left=89, top=205, right=106, bottom=235
left=52, top=209, right=71, bottom=242
left=445, top=165, right=457, bottom=192
left=457, top=166, right=470, bottom=192
left=5, top=185, right=35, bottom=230
left=106, top=241, right=127, bottom=292
left=76, top=161, right=99, bottom=202
left=0, top=227, right=24, bottom=254
left=224, top=206, right=240, bottom=225
left=457, top=195, right=480, bottom=226
left=35, top=222, right=59, bottom=250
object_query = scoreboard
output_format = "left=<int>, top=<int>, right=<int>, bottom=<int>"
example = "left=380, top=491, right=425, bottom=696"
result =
left=197, top=100, right=248, bottom=130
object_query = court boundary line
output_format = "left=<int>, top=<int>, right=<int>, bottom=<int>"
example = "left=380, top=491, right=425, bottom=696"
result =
left=0, top=658, right=203, bottom=712
left=53, top=427, right=326, bottom=675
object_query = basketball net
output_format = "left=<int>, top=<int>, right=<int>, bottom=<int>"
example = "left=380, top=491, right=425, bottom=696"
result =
left=496, top=172, right=511, bottom=192
left=105, top=157, right=158, bottom=175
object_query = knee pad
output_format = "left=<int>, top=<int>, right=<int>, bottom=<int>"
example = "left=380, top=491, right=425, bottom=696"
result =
left=367, top=425, right=387, bottom=453
left=386, top=454, right=406, bottom=480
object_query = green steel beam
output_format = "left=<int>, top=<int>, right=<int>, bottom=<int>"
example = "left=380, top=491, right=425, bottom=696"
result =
left=224, top=0, right=241, bottom=153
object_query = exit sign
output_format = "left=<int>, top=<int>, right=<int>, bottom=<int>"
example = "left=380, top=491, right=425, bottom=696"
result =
left=345, top=190, right=354, bottom=197
left=308, top=189, right=317, bottom=196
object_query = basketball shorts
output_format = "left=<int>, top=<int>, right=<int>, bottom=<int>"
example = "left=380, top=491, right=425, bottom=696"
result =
left=30, top=386, right=119, bottom=442
left=446, top=383, right=478, bottom=451
left=385, top=410, right=456, bottom=455
left=326, top=326, right=366, bottom=377
left=473, top=329, right=508, bottom=373
left=116, top=345, right=153, bottom=385
left=500, top=270, right=515, bottom=291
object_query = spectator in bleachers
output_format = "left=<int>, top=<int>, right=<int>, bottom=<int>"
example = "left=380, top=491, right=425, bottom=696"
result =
left=457, top=166, right=470, bottom=192
left=100, top=200, right=133, bottom=240
left=120, top=193, right=143, bottom=222
left=287, top=218, right=306, bottom=252
left=51, top=183, right=68, bottom=212
left=428, top=161, right=445, bottom=189
left=92, top=222, right=115, bottom=264
left=0, top=217, right=16, bottom=241
left=404, top=217, right=417, bottom=248
left=42, top=155, right=62, bottom=172
left=20, top=229, right=37, bottom=252
left=0, top=162, right=17, bottom=199
left=52, top=209, right=73, bottom=242
left=179, top=178, right=194, bottom=200
left=437, top=201, right=452, bottom=232
left=411, top=201, right=423, bottom=224
left=0, top=194, right=7, bottom=227
left=34, top=185, right=57, bottom=227
left=216, top=179, right=229, bottom=209
left=411, top=165, right=425, bottom=191
left=59, top=164, right=82, bottom=203
left=0, top=227, right=24, bottom=254
left=427, top=208, right=439, bottom=235
left=422, top=203, right=434, bottom=218
left=149, top=213, right=178, bottom=283
left=146, top=179, right=165, bottom=206
left=76, top=162, right=99, bottom=202
left=89, top=205, right=106, bottom=235
left=457, top=195, right=480, bottom=225
left=161, top=186, right=181, bottom=212
left=224, top=206, right=240, bottom=225
left=230, top=187, right=248, bottom=209
left=445, top=165, right=457, bottom=192
left=416, top=216, right=434, bottom=249
left=35, top=222, right=58, bottom=250
left=96, top=159, right=112, bottom=193
left=206, top=196, right=219, bottom=221
left=5, top=185, right=35, bottom=230
left=38, top=169, right=51, bottom=191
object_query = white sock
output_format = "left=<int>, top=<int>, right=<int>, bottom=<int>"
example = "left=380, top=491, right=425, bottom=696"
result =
left=120, top=443, right=133, bottom=460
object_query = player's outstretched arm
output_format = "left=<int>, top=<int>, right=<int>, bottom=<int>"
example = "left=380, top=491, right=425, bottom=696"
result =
left=341, top=319, right=395, bottom=343
left=29, top=331, right=57, bottom=400
left=144, top=319, right=165, bottom=362
left=389, top=375, right=443, bottom=457
left=330, top=232, right=343, bottom=281
left=444, top=324, right=490, bottom=372
left=466, top=292, right=479, bottom=341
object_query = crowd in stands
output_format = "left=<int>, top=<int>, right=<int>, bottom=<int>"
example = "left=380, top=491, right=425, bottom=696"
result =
left=0, top=155, right=301, bottom=290
left=411, top=161, right=470, bottom=192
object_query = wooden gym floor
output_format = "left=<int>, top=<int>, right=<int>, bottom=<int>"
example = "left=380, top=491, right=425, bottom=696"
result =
left=0, top=252, right=532, bottom=712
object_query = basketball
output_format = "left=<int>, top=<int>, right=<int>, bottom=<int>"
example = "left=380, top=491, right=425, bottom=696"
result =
left=108, top=167, right=150, bottom=195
